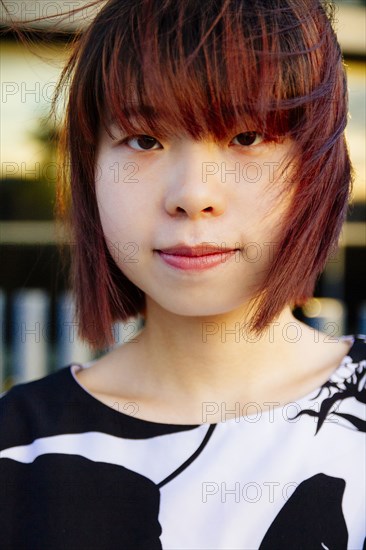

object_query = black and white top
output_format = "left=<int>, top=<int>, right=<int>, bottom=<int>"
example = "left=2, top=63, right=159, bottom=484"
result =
left=1, top=334, right=365, bottom=549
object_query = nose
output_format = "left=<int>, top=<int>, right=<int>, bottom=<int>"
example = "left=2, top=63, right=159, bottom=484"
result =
left=164, top=141, right=226, bottom=219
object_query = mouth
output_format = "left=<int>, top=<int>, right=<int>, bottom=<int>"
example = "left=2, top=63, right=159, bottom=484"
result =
left=154, top=243, right=240, bottom=271
left=155, top=244, right=240, bottom=257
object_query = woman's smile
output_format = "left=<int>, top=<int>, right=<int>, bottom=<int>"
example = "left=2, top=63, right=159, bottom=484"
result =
left=154, top=243, right=240, bottom=272
left=155, top=249, right=238, bottom=271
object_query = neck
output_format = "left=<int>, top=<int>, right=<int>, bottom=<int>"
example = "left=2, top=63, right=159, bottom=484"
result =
left=135, top=300, right=309, bottom=400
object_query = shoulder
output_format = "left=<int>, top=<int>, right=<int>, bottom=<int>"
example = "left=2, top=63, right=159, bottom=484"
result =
left=345, top=333, right=366, bottom=363
left=0, top=365, right=72, bottom=410
left=335, top=334, right=366, bottom=400
left=330, top=334, right=366, bottom=425
left=0, top=366, right=73, bottom=450
left=294, top=334, right=366, bottom=435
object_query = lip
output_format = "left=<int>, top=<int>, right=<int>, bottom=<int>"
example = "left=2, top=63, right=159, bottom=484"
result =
left=156, top=244, right=238, bottom=256
left=155, top=243, right=239, bottom=271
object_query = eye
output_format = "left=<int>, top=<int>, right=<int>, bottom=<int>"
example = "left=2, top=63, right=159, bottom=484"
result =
left=232, top=132, right=263, bottom=147
left=120, top=134, right=162, bottom=151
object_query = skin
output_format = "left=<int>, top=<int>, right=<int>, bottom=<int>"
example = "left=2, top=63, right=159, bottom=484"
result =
left=96, top=124, right=294, bottom=317
left=74, top=122, right=352, bottom=424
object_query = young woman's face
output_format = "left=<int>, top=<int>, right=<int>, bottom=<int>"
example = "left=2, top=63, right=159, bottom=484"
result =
left=95, top=119, right=295, bottom=317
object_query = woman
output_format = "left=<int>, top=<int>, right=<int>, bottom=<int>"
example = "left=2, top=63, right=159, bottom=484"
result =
left=1, top=0, right=365, bottom=548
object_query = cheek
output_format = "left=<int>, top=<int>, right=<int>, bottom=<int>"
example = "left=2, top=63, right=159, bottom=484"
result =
left=233, top=182, right=291, bottom=256
left=96, top=192, right=143, bottom=273
left=95, top=160, right=132, bottom=244
left=95, top=162, right=156, bottom=270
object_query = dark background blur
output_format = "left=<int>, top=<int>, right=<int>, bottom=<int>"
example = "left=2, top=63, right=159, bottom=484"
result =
left=0, top=0, right=365, bottom=390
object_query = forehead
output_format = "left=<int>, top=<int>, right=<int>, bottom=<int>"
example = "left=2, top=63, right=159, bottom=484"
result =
left=105, top=103, right=259, bottom=138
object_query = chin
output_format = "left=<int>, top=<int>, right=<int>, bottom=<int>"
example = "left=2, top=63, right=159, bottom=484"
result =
left=148, top=292, right=253, bottom=319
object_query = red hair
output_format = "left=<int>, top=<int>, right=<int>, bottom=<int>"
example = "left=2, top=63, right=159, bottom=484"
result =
left=25, top=0, right=352, bottom=349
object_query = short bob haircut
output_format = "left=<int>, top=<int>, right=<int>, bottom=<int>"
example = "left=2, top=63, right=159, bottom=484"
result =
left=50, top=0, right=351, bottom=350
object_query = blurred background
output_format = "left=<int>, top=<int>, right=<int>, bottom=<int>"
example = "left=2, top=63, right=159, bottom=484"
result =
left=0, top=0, right=365, bottom=390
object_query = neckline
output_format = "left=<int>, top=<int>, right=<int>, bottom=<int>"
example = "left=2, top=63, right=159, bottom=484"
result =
left=69, top=334, right=358, bottom=428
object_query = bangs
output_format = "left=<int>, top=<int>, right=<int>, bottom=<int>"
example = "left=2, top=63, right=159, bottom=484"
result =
left=79, top=0, right=335, bottom=145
